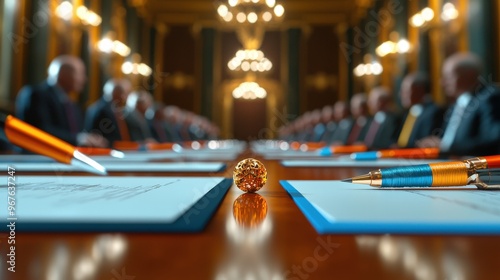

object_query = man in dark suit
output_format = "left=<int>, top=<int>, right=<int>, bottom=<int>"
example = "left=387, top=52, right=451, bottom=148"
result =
left=363, top=87, right=401, bottom=149
left=397, top=72, right=445, bottom=148
left=85, top=79, right=154, bottom=145
left=417, top=52, right=500, bottom=156
left=16, top=55, right=107, bottom=147
left=331, top=94, right=369, bottom=145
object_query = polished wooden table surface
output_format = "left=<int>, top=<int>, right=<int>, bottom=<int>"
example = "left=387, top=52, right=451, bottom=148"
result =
left=6, top=152, right=500, bottom=280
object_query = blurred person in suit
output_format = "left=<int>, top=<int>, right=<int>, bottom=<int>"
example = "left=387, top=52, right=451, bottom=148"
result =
left=363, top=86, right=401, bottom=149
left=417, top=52, right=500, bottom=155
left=85, top=79, right=154, bottom=145
left=319, top=101, right=349, bottom=144
left=126, top=90, right=158, bottom=143
left=16, top=55, right=107, bottom=147
left=340, top=93, right=370, bottom=145
left=396, top=72, right=444, bottom=148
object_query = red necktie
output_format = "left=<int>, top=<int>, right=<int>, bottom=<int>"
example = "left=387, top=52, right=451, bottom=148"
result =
left=347, top=117, right=365, bottom=144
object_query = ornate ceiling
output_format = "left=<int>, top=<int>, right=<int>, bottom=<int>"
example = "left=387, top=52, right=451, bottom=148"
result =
left=129, top=0, right=374, bottom=28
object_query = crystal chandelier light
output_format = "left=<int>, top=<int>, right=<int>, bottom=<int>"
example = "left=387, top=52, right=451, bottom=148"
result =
left=232, top=82, right=267, bottom=99
left=228, top=49, right=273, bottom=72
left=217, top=0, right=285, bottom=24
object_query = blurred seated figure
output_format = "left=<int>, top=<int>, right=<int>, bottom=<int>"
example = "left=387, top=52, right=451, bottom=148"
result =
left=340, top=93, right=370, bottom=145
left=84, top=79, right=153, bottom=146
left=417, top=52, right=500, bottom=155
left=16, top=55, right=107, bottom=147
left=294, top=111, right=313, bottom=142
left=397, top=72, right=445, bottom=148
left=306, top=108, right=327, bottom=142
left=363, top=86, right=401, bottom=149
left=320, top=101, right=350, bottom=144
left=126, top=90, right=158, bottom=144
left=312, top=105, right=333, bottom=142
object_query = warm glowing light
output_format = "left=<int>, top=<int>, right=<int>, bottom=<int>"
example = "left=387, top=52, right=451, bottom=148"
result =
left=55, top=1, right=73, bottom=21
left=232, top=82, right=267, bottom=99
left=57, top=3, right=101, bottom=26
left=84, top=11, right=102, bottom=26
left=216, top=0, right=284, bottom=24
left=121, top=61, right=133, bottom=74
left=409, top=7, right=434, bottom=28
left=236, top=12, right=246, bottom=23
left=217, top=5, right=228, bottom=17
left=354, top=62, right=383, bottom=77
left=274, top=4, right=284, bottom=17
left=421, top=7, right=434, bottom=21
left=441, top=3, right=458, bottom=21
left=76, top=6, right=88, bottom=19
left=97, top=38, right=113, bottom=53
left=223, top=11, right=233, bottom=22
left=138, top=63, right=152, bottom=76
left=266, top=0, right=276, bottom=8
left=262, top=11, right=272, bottom=22
left=227, top=49, right=272, bottom=72
left=121, top=61, right=152, bottom=76
left=396, top=39, right=410, bottom=53
left=112, top=40, right=131, bottom=57
left=247, top=12, right=258, bottom=23
left=410, top=14, right=425, bottom=27
left=371, top=62, right=383, bottom=75
left=98, top=38, right=131, bottom=57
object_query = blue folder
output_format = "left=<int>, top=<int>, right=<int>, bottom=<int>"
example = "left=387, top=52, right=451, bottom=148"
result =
left=281, top=180, right=500, bottom=235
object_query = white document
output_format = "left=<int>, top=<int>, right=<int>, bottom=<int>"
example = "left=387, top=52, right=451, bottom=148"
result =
left=0, top=176, right=225, bottom=223
left=282, top=158, right=443, bottom=168
left=1, top=162, right=225, bottom=172
left=282, top=180, right=500, bottom=234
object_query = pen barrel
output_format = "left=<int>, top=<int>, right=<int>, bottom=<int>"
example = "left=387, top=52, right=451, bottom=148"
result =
left=380, top=148, right=440, bottom=159
left=380, top=162, right=469, bottom=187
left=5, top=115, right=74, bottom=164
left=483, top=155, right=500, bottom=169
left=75, top=147, right=112, bottom=155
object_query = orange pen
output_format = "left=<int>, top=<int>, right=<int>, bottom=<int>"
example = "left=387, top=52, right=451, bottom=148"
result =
left=1, top=113, right=106, bottom=175
left=75, top=147, right=125, bottom=158
left=351, top=147, right=440, bottom=160
left=113, top=141, right=142, bottom=151
left=319, top=144, right=368, bottom=156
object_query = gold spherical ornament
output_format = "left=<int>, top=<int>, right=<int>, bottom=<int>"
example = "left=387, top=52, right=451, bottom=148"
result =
left=233, top=158, right=267, bottom=192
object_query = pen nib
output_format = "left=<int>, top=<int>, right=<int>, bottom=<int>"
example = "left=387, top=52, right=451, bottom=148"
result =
left=341, top=178, right=352, bottom=183
left=71, top=150, right=108, bottom=175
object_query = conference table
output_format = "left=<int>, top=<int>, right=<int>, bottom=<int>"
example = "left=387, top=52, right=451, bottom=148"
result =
left=9, top=150, right=500, bottom=280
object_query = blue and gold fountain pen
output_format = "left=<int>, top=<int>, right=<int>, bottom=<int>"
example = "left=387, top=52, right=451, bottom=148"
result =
left=342, top=156, right=500, bottom=189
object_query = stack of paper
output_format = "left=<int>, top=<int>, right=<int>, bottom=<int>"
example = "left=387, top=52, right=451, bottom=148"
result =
left=281, top=180, right=500, bottom=234
left=1, top=176, right=232, bottom=232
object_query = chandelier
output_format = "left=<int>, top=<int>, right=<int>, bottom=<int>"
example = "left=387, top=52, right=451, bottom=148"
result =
left=228, top=49, right=272, bottom=72
left=232, top=82, right=267, bottom=99
left=217, top=0, right=285, bottom=24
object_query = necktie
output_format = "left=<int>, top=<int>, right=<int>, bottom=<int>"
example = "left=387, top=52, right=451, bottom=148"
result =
left=440, top=94, right=471, bottom=152
left=364, top=112, right=385, bottom=148
left=397, top=105, right=423, bottom=147
left=63, top=101, right=78, bottom=134
left=347, top=117, right=366, bottom=144
left=114, top=110, right=130, bottom=141
left=154, top=121, right=168, bottom=142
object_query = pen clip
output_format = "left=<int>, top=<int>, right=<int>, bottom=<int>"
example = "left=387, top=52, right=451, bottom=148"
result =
left=473, top=183, right=500, bottom=190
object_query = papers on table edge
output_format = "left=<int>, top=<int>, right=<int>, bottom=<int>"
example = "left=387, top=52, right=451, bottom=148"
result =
left=1, top=162, right=226, bottom=172
left=281, top=158, right=444, bottom=168
left=0, top=176, right=232, bottom=232
left=281, top=180, right=500, bottom=235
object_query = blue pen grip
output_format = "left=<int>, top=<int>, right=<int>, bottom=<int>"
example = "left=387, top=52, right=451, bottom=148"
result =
left=351, top=151, right=378, bottom=160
